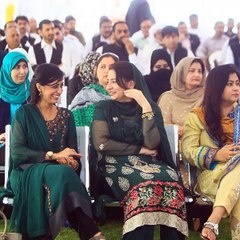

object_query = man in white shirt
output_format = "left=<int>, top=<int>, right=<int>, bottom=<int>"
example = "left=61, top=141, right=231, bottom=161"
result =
left=15, top=15, right=39, bottom=49
left=28, top=19, right=71, bottom=78
left=53, top=20, right=84, bottom=78
left=84, top=16, right=112, bottom=56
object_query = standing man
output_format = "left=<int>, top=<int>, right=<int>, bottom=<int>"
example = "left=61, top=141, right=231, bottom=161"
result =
left=196, top=21, right=229, bottom=69
left=152, top=26, right=194, bottom=69
left=53, top=20, right=84, bottom=78
left=65, top=15, right=86, bottom=46
left=101, top=21, right=138, bottom=62
left=28, top=19, right=71, bottom=78
left=178, top=21, right=200, bottom=55
left=84, top=16, right=112, bottom=55
left=15, top=15, right=38, bottom=49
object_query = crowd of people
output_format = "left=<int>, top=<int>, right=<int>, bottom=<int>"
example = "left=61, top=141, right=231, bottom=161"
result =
left=0, top=1, right=240, bottom=239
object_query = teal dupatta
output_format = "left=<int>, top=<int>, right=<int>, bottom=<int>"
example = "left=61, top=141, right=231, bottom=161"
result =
left=8, top=104, right=88, bottom=238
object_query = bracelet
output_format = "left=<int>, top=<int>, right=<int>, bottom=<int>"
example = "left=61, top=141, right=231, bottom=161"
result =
left=142, top=111, right=154, bottom=120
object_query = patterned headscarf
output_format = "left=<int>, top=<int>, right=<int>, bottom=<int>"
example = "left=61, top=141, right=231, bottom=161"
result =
left=76, top=52, right=100, bottom=86
left=0, top=51, right=30, bottom=104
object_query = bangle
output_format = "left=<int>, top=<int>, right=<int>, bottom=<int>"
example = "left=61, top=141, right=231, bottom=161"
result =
left=142, top=111, right=154, bottom=120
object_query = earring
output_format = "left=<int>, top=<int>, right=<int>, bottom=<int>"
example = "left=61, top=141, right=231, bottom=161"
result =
left=39, top=91, right=42, bottom=96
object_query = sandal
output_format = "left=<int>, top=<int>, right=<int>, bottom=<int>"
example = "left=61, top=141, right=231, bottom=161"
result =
left=200, top=221, right=218, bottom=240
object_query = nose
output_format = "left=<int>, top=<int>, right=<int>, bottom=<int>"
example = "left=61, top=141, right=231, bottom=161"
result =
left=106, top=81, right=112, bottom=90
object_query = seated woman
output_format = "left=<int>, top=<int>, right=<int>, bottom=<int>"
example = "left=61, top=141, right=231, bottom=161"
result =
left=158, top=56, right=206, bottom=138
left=69, top=52, right=119, bottom=127
left=8, top=63, right=105, bottom=240
left=91, top=61, right=188, bottom=240
left=182, top=64, right=240, bottom=240
left=0, top=51, right=30, bottom=164
left=144, top=50, right=173, bottom=102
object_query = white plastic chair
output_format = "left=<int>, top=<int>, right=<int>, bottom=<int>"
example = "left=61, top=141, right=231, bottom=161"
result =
left=3, top=124, right=13, bottom=204
left=76, top=126, right=90, bottom=192
left=208, top=50, right=222, bottom=70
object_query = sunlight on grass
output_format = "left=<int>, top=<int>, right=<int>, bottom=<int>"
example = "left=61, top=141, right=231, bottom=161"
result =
left=0, top=217, right=231, bottom=239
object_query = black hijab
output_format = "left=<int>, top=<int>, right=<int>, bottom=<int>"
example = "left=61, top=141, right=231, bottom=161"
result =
left=145, top=50, right=173, bottom=102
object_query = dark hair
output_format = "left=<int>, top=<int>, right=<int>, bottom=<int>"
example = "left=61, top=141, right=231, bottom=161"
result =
left=39, top=19, right=52, bottom=30
left=15, top=15, right=29, bottom=23
left=178, top=21, right=186, bottom=27
left=112, top=21, right=127, bottom=32
left=203, top=64, right=240, bottom=146
left=52, top=19, right=63, bottom=29
left=109, top=61, right=133, bottom=89
left=4, top=21, right=16, bottom=30
left=99, top=16, right=111, bottom=28
left=189, top=14, right=198, bottom=21
left=161, top=26, right=179, bottom=37
left=30, top=63, right=64, bottom=104
left=191, top=58, right=205, bottom=73
left=95, top=52, right=119, bottom=69
left=65, top=15, right=75, bottom=23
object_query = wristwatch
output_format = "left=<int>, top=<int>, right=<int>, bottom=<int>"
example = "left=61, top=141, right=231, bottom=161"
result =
left=46, top=151, right=54, bottom=160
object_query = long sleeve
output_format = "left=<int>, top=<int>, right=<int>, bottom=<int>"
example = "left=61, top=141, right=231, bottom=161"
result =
left=182, top=112, right=218, bottom=170
left=92, top=119, right=141, bottom=156
left=142, top=117, right=160, bottom=149
left=11, top=113, right=46, bottom=168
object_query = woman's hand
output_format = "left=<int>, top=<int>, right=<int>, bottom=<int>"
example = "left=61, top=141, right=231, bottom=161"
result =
left=214, top=144, right=240, bottom=163
left=0, top=133, right=6, bottom=145
left=124, top=89, right=152, bottom=112
left=57, top=156, right=79, bottom=170
left=139, top=147, right=158, bottom=157
left=54, top=147, right=81, bottom=159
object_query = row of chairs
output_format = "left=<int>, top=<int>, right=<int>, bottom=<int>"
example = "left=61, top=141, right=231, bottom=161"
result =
left=2, top=124, right=213, bottom=229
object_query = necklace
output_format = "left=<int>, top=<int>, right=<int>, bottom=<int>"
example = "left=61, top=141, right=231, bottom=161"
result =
left=37, top=104, right=58, bottom=122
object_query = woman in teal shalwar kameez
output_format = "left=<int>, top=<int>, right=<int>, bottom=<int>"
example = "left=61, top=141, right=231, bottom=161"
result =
left=9, top=64, right=105, bottom=240
left=92, top=62, right=188, bottom=240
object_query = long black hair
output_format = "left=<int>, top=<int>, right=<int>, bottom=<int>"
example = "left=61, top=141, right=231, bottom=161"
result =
left=30, top=63, right=64, bottom=104
left=203, top=64, right=240, bottom=146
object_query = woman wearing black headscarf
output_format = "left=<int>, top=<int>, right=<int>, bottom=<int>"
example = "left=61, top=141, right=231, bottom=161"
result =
left=92, top=61, right=188, bottom=239
left=144, top=50, right=173, bottom=102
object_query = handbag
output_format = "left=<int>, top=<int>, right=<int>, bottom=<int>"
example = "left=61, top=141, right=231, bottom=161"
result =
left=0, top=210, right=22, bottom=240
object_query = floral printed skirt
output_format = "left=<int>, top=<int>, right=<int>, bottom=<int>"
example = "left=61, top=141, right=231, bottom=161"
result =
left=99, top=155, right=188, bottom=236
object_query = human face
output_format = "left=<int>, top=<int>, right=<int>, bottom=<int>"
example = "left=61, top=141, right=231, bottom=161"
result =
left=222, top=73, right=240, bottom=104
left=97, top=56, right=116, bottom=89
left=29, top=18, right=37, bottom=33
left=178, top=24, right=188, bottom=35
left=153, top=59, right=171, bottom=72
left=163, top=33, right=179, bottom=52
left=54, top=27, right=64, bottom=42
left=39, top=79, right=64, bottom=104
left=154, top=29, right=163, bottom=45
left=185, top=62, right=203, bottom=90
left=100, top=21, right=112, bottom=39
left=106, top=70, right=130, bottom=102
left=214, top=23, right=224, bottom=38
left=66, top=20, right=75, bottom=31
left=11, top=60, right=28, bottom=84
left=140, top=20, right=152, bottom=38
left=114, top=23, right=130, bottom=43
left=6, top=28, right=20, bottom=49
left=16, top=20, right=29, bottom=36
left=39, top=23, right=54, bottom=43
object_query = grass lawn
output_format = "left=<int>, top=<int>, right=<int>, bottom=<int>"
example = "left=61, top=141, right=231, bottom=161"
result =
left=0, top=207, right=231, bottom=240
left=54, top=218, right=231, bottom=240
